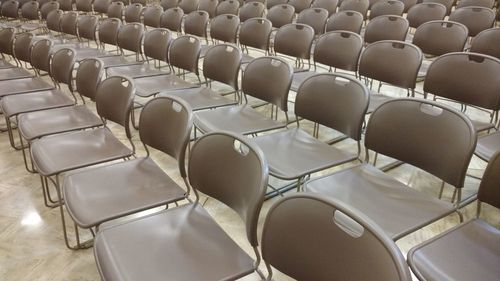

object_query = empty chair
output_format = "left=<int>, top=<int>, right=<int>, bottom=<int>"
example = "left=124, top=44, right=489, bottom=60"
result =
left=160, top=0, right=178, bottom=10
left=266, top=4, right=295, bottom=29
left=273, top=23, right=315, bottom=71
left=339, top=0, right=369, bottom=19
left=198, top=0, right=217, bottom=17
left=183, top=10, right=209, bottom=41
left=131, top=0, right=145, bottom=4
left=424, top=52, right=500, bottom=133
left=254, top=73, right=369, bottom=190
left=60, top=11, right=79, bottom=39
left=94, top=132, right=269, bottom=281
left=208, top=13, right=240, bottom=44
left=406, top=3, right=447, bottom=29
left=40, top=0, right=60, bottom=20
left=449, top=6, right=495, bottom=37
left=1, top=0, right=20, bottom=20
left=97, top=17, right=121, bottom=49
left=239, top=17, right=273, bottom=63
left=160, top=7, right=184, bottom=32
left=239, top=1, right=265, bottom=22
left=93, top=0, right=111, bottom=14
left=262, top=194, right=413, bottom=281
left=288, top=0, right=313, bottom=13
left=124, top=3, right=143, bottom=23
left=142, top=5, right=162, bottom=28
left=470, top=27, right=500, bottom=59
left=296, top=7, right=329, bottom=35
left=305, top=98, right=477, bottom=240
left=0, top=32, right=33, bottom=80
left=311, top=0, right=338, bottom=15
left=19, top=1, right=42, bottom=32
left=58, top=0, right=73, bottom=10
left=215, top=0, right=239, bottom=15
left=364, top=15, right=409, bottom=44
left=422, top=0, right=453, bottom=15
left=0, top=27, right=16, bottom=68
left=45, top=9, right=64, bottom=36
left=76, top=14, right=99, bottom=43
left=407, top=150, right=500, bottom=281
left=456, top=0, right=494, bottom=8
left=107, top=1, right=123, bottom=20
left=326, top=10, right=363, bottom=34
left=369, top=0, right=404, bottom=20
left=75, top=0, right=93, bottom=12
left=178, top=0, right=198, bottom=13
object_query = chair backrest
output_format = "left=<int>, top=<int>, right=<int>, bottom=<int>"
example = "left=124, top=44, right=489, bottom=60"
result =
left=203, top=44, right=241, bottom=90
left=160, top=0, right=178, bottom=9
left=21, top=0, right=40, bottom=20
left=131, top=0, right=145, bottom=5
left=267, top=0, right=287, bottom=8
left=339, top=0, right=369, bottom=18
left=184, top=10, right=209, bottom=38
left=0, top=27, right=15, bottom=57
left=95, top=76, right=135, bottom=138
left=107, top=1, right=124, bottom=20
left=77, top=14, right=98, bottom=41
left=168, top=35, right=200, bottom=74
left=242, top=56, right=293, bottom=111
left=477, top=150, right=500, bottom=209
left=50, top=48, right=76, bottom=90
left=239, top=1, right=264, bottom=22
left=12, top=32, right=33, bottom=64
left=39, top=0, right=53, bottom=8
left=143, top=28, right=171, bottom=62
left=198, top=0, right=216, bottom=17
left=75, top=0, right=92, bottom=12
left=325, top=10, right=363, bottom=34
left=366, top=98, right=476, bottom=188
left=60, top=11, right=79, bottom=36
left=116, top=22, right=144, bottom=53
left=46, top=9, right=63, bottom=32
left=93, top=0, right=111, bottom=14
left=239, top=17, right=272, bottom=51
left=288, top=0, right=313, bottom=13
left=266, top=4, right=295, bottom=28
left=139, top=96, right=193, bottom=178
left=422, top=0, right=453, bottom=15
left=58, top=0, right=72, bottom=11
left=124, top=2, right=142, bottom=23
left=30, top=38, right=53, bottom=73
left=210, top=14, right=240, bottom=43
left=142, top=5, right=162, bottom=27
left=188, top=131, right=268, bottom=247
left=449, top=6, right=495, bottom=37
left=406, top=2, right=446, bottom=28
left=424, top=52, right=500, bottom=111
left=369, top=0, right=404, bottom=20
left=470, top=28, right=500, bottom=59
left=412, top=20, right=468, bottom=56
left=297, top=7, right=329, bottom=35
left=311, top=0, right=338, bottom=15
left=457, top=0, right=494, bottom=8
left=40, top=1, right=59, bottom=19
left=160, top=7, right=184, bottom=32
left=274, top=23, right=315, bottom=60
left=364, top=15, right=409, bottom=44
left=314, top=31, right=363, bottom=72
left=400, top=0, right=417, bottom=12
left=296, top=73, right=369, bottom=140
left=98, top=18, right=121, bottom=46
left=75, top=58, right=104, bottom=101
left=262, top=194, right=413, bottom=281
left=1, top=0, right=19, bottom=18
left=359, top=40, right=422, bottom=89
left=215, top=0, right=239, bottom=15
left=178, top=0, right=198, bottom=13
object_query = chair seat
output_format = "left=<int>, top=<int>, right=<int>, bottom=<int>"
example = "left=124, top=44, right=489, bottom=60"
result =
left=160, top=87, right=237, bottom=111
left=0, top=77, right=54, bottom=97
left=417, top=59, right=432, bottom=79
left=63, top=157, right=186, bottom=228
left=408, top=219, right=500, bottom=281
left=304, top=163, right=456, bottom=240
left=0, top=89, right=74, bottom=117
left=0, top=67, right=33, bottom=81
left=20, top=22, right=43, bottom=31
left=291, top=71, right=316, bottom=92
left=134, top=75, right=196, bottom=98
left=99, top=55, right=143, bottom=69
left=107, top=63, right=169, bottom=78
left=94, top=203, right=255, bottom=281
left=0, top=59, right=15, bottom=69
left=241, top=52, right=255, bottom=64
left=18, top=105, right=103, bottom=141
left=368, top=92, right=394, bottom=114
left=254, top=128, right=358, bottom=179
left=475, top=131, right=500, bottom=161
left=193, top=105, right=286, bottom=135
left=31, top=127, right=133, bottom=176
left=471, top=119, right=495, bottom=133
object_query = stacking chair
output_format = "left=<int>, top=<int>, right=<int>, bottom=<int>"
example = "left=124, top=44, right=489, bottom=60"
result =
left=470, top=27, right=500, bottom=59
left=422, top=0, right=453, bottom=15
left=1, top=0, right=20, bottom=22
left=311, top=0, right=338, bottom=15
left=123, top=2, right=142, bottom=23
left=305, top=98, right=477, bottom=240
left=94, top=132, right=269, bottom=281
left=62, top=96, right=193, bottom=249
left=254, top=73, right=369, bottom=191
left=266, top=4, right=295, bottom=29
left=406, top=3, right=447, bottom=29
left=290, top=31, right=363, bottom=91
left=76, top=14, right=98, bottom=45
left=239, top=1, right=265, bottom=22
left=407, top=150, right=500, bottom=281
left=296, top=7, right=329, bottom=36
left=193, top=56, right=292, bottom=135
left=369, top=0, right=404, bottom=20
left=106, top=0, right=123, bottom=20
left=0, top=31, right=34, bottom=80
left=93, top=0, right=111, bottom=14
left=325, top=10, right=363, bottom=34
left=215, top=0, right=239, bottom=16
left=339, top=0, right=369, bottom=19
left=239, top=17, right=272, bottom=64
left=59, top=11, right=79, bottom=40
left=424, top=52, right=500, bottom=133
left=18, top=0, right=43, bottom=32
left=412, top=21, right=468, bottom=78
left=0, top=27, right=16, bottom=68
left=75, top=0, right=93, bottom=12
left=39, top=0, right=60, bottom=21
left=359, top=40, right=422, bottom=113
left=206, top=13, right=240, bottom=46
left=142, top=5, right=162, bottom=28
left=456, top=0, right=495, bottom=8
left=364, top=15, right=409, bottom=44
left=199, top=0, right=217, bottom=17
left=273, top=23, right=315, bottom=71
left=262, top=194, right=413, bottom=281
left=44, top=8, right=64, bottom=37
left=160, top=7, right=184, bottom=33
left=183, top=10, right=209, bottom=42
left=449, top=6, right=495, bottom=37
left=178, top=0, right=199, bottom=13
left=160, top=0, right=179, bottom=10
left=289, top=0, right=313, bottom=13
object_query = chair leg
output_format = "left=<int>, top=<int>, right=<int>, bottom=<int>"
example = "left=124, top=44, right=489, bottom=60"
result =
left=18, top=130, right=36, bottom=173
left=438, top=181, right=445, bottom=199
left=40, top=175, right=60, bottom=208
left=5, top=116, right=26, bottom=150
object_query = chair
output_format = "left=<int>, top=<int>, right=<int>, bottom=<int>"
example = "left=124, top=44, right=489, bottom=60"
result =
left=58, top=0, right=73, bottom=10
left=424, top=52, right=500, bottom=133
left=325, top=10, right=363, bottom=34
left=76, top=14, right=98, bottom=43
left=75, top=0, right=93, bottom=12
left=62, top=96, right=193, bottom=249
left=305, top=98, right=477, bottom=240
left=215, top=0, right=239, bottom=15
left=339, top=0, right=369, bottom=19
left=178, top=0, right=198, bottom=13
left=106, top=0, right=123, bottom=20
left=359, top=40, right=422, bottom=113
left=266, top=4, right=295, bottom=29
left=0, top=27, right=16, bottom=68
left=123, top=2, right=142, bottom=23
left=449, top=6, right=495, bottom=37
left=96, top=17, right=121, bottom=49
left=193, top=56, right=292, bottom=135
left=273, top=23, right=315, bottom=71
left=239, top=17, right=272, bottom=63
left=40, top=0, right=60, bottom=20
left=262, top=194, right=413, bottom=281
left=1, top=0, right=20, bottom=20
left=254, top=73, right=369, bottom=190
left=407, top=150, right=500, bottom=281
left=92, top=0, right=110, bottom=14
left=296, top=7, right=329, bottom=36
left=160, top=7, right=184, bottom=32
left=456, top=0, right=494, bottom=8
left=94, top=131, right=269, bottom=280
left=291, top=31, right=363, bottom=91
left=239, top=1, right=265, bottom=22
left=311, top=0, right=338, bottom=15
left=130, top=0, right=145, bottom=5
left=406, top=3, right=447, bottom=29
left=0, top=32, right=34, bottom=80
left=183, top=10, right=209, bottom=41
left=199, top=0, right=217, bottom=17
left=470, top=28, right=500, bottom=59
left=19, top=1, right=42, bottom=32
left=369, top=0, right=404, bottom=20
left=60, top=11, right=79, bottom=39
left=422, top=0, right=453, bottom=15
left=364, top=15, right=409, bottom=44
left=142, top=5, right=162, bottom=28
left=45, top=8, right=64, bottom=36
left=288, top=0, right=313, bottom=13
left=208, top=13, right=240, bottom=44
left=160, top=0, right=178, bottom=10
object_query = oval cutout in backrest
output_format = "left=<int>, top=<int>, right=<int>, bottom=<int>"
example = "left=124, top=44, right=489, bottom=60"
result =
left=388, top=16, right=397, bottom=21
left=346, top=11, right=354, bottom=16
left=392, top=42, right=405, bottom=49
left=271, top=58, right=282, bottom=67
left=420, top=103, right=443, bottom=116
left=340, top=32, right=352, bottom=38
left=334, top=75, right=350, bottom=85
left=333, top=210, right=364, bottom=238
left=468, top=54, right=485, bottom=63
left=121, top=79, right=130, bottom=88
left=233, top=139, right=250, bottom=156
left=225, top=45, right=234, bottom=52
left=189, top=36, right=196, bottom=43
left=172, top=100, right=182, bottom=112
left=442, top=22, right=454, bottom=28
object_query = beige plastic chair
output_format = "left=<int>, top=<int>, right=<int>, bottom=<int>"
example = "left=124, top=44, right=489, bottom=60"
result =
left=369, top=0, right=405, bottom=20
left=142, top=5, right=162, bottom=28
left=262, top=194, right=413, bottom=281
left=199, top=0, right=217, bottom=17
left=93, top=0, right=111, bottom=14
left=179, top=0, right=199, bottom=14
left=304, top=98, right=477, bottom=240
left=94, top=131, right=269, bottom=280
left=364, top=15, right=409, bottom=44
left=422, top=0, right=453, bottom=15
left=407, top=150, right=500, bottom=281
left=470, top=27, right=500, bottom=59
left=406, top=3, right=447, bottom=29
left=296, top=7, right=329, bottom=36
left=289, top=0, right=313, bottom=13
left=124, top=2, right=143, bottom=23
left=273, top=23, right=315, bottom=71
left=254, top=73, right=369, bottom=192
left=183, top=10, right=209, bottom=42
left=339, top=0, right=369, bottom=19
left=0, top=32, right=35, bottom=81
left=62, top=96, right=193, bottom=249
left=457, top=0, right=494, bottom=9
left=266, top=4, right=295, bottom=29
left=449, top=6, right=495, bottom=37
left=325, top=10, right=364, bottom=34
left=160, top=0, right=179, bottom=10
left=107, top=1, right=124, bottom=20
left=215, top=0, right=239, bottom=15
left=238, top=17, right=272, bottom=64
left=311, top=0, right=339, bottom=15
left=239, top=1, right=265, bottom=22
